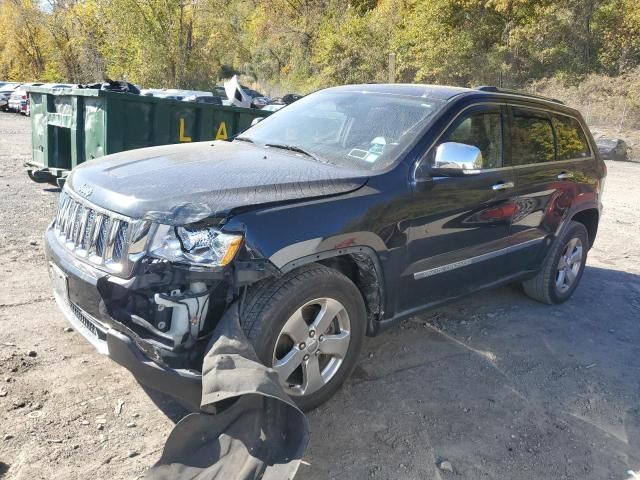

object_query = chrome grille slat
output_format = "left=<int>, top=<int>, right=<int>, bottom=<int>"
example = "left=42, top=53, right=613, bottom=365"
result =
left=103, top=219, right=120, bottom=262
left=96, top=216, right=110, bottom=257
left=52, top=189, right=147, bottom=277
left=60, top=196, right=72, bottom=233
left=64, top=202, right=78, bottom=239
left=81, top=210, right=96, bottom=250
left=75, top=207, right=89, bottom=247
left=88, top=214, right=104, bottom=259
left=112, top=223, right=128, bottom=262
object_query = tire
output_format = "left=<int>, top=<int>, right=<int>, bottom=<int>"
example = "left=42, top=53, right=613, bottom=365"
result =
left=240, top=264, right=366, bottom=411
left=522, top=221, right=589, bottom=304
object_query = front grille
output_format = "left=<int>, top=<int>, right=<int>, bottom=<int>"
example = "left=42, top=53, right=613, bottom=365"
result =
left=53, top=189, right=150, bottom=276
left=69, top=301, right=107, bottom=341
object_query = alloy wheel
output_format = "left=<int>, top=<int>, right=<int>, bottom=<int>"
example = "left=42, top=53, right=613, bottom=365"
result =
left=272, top=297, right=351, bottom=397
left=556, top=237, right=583, bottom=294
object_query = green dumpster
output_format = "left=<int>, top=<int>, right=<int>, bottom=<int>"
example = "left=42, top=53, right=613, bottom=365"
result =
left=25, top=86, right=271, bottom=184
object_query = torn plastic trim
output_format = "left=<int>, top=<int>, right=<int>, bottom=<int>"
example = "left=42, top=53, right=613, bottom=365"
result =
left=350, top=252, right=384, bottom=334
left=147, top=302, right=309, bottom=480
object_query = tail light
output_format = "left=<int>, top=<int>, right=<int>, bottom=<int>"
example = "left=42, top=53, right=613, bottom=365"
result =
left=21, top=95, right=27, bottom=99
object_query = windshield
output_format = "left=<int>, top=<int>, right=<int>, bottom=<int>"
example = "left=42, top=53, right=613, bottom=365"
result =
left=238, top=89, right=446, bottom=171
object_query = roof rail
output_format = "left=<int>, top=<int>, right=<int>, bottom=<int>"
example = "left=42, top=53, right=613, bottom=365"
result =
left=474, top=85, right=564, bottom=105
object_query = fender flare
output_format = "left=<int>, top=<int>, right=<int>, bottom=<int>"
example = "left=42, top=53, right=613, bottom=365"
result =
left=552, top=203, right=600, bottom=247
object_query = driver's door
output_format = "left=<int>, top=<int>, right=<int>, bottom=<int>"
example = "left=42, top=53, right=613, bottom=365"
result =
left=397, top=104, right=519, bottom=315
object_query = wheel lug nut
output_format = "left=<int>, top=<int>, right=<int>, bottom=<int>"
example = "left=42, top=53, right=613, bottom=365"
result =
left=299, top=343, right=306, bottom=350
left=319, top=335, right=324, bottom=342
left=309, top=330, right=315, bottom=337
left=303, top=354, right=310, bottom=361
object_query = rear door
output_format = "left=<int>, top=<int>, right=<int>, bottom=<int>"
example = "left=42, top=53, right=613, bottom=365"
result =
left=508, top=105, right=597, bottom=270
left=398, top=103, right=519, bottom=314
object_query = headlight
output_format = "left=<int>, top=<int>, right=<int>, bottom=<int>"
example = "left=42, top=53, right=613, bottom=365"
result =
left=148, top=224, right=243, bottom=267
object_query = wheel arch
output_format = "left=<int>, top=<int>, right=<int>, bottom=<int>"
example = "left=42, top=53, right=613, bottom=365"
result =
left=553, top=204, right=600, bottom=250
left=278, top=246, right=386, bottom=336
left=570, top=208, right=599, bottom=248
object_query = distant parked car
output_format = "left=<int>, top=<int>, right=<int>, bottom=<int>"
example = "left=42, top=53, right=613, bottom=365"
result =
left=8, top=83, right=44, bottom=115
left=140, top=88, right=213, bottom=101
left=1, top=84, right=21, bottom=111
left=0, top=88, right=17, bottom=111
left=8, top=88, right=28, bottom=113
left=183, top=95, right=223, bottom=105
left=46, top=83, right=74, bottom=89
left=261, top=104, right=286, bottom=112
left=212, top=86, right=227, bottom=98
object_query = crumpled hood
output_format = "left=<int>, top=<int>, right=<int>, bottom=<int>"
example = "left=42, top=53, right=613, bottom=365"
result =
left=67, top=141, right=368, bottom=222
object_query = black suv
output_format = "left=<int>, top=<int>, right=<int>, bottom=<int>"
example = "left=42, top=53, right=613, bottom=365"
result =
left=45, top=84, right=605, bottom=411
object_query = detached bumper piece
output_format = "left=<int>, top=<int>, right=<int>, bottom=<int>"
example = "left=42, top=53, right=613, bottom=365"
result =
left=147, top=305, right=309, bottom=480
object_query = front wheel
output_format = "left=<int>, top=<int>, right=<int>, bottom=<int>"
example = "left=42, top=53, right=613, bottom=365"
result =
left=522, top=221, right=589, bottom=304
left=240, top=264, right=367, bottom=411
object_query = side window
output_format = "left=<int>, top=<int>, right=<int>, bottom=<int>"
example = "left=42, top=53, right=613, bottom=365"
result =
left=552, top=115, right=591, bottom=160
left=511, top=113, right=555, bottom=165
left=438, top=112, right=503, bottom=169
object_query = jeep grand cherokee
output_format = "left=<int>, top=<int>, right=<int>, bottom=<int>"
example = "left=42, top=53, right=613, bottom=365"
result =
left=45, top=84, right=605, bottom=411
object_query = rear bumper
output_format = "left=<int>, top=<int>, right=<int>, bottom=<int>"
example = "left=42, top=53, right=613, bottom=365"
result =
left=45, top=226, right=203, bottom=410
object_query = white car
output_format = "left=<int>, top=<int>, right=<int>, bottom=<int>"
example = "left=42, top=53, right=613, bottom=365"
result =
left=0, top=84, right=21, bottom=111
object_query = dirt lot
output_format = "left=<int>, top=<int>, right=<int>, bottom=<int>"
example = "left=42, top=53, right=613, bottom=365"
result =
left=1, top=111, right=639, bottom=480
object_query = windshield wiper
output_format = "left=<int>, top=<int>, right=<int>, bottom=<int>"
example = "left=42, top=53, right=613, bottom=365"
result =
left=234, top=136, right=254, bottom=143
left=265, top=143, right=319, bottom=161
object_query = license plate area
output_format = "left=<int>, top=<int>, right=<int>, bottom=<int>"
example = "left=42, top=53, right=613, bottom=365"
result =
left=49, top=262, right=101, bottom=341
left=49, top=262, right=68, bottom=302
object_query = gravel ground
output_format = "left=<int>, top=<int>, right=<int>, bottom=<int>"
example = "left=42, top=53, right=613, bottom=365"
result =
left=1, top=111, right=639, bottom=480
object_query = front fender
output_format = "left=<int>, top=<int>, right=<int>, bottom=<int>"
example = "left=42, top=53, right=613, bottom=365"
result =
left=268, top=232, right=387, bottom=270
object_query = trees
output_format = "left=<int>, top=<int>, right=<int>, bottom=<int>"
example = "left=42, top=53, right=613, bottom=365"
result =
left=0, top=0, right=48, bottom=80
left=0, top=0, right=638, bottom=91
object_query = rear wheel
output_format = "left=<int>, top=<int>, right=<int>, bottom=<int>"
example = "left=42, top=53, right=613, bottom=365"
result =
left=241, top=264, right=366, bottom=411
left=522, top=221, right=589, bottom=304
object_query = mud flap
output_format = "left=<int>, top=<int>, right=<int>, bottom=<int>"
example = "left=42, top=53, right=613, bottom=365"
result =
left=146, top=303, right=309, bottom=480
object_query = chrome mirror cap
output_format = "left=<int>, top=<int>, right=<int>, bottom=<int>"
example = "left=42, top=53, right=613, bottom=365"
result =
left=433, top=142, right=483, bottom=175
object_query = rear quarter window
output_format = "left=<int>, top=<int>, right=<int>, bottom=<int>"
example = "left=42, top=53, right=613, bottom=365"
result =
left=511, top=113, right=555, bottom=165
left=552, top=115, right=591, bottom=160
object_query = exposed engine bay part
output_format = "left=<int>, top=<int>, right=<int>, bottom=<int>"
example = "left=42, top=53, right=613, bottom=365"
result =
left=154, top=282, right=210, bottom=346
left=146, top=304, right=308, bottom=480
left=95, top=254, right=282, bottom=370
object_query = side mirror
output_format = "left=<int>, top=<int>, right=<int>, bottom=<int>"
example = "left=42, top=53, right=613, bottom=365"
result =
left=250, top=117, right=263, bottom=126
left=431, top=142, right=483, bottom=176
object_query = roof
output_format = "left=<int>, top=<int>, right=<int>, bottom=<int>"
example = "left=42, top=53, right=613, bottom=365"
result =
left=324, top=83, right=567, bottom=108
left=325, top=83, right=473, bottom=101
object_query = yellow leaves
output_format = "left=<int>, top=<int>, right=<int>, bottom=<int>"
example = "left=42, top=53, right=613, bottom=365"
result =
left=0, top=0, right=638, bottom=92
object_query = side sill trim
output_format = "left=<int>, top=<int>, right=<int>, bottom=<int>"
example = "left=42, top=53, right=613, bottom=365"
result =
left=413, top=237, right=545, bottom=280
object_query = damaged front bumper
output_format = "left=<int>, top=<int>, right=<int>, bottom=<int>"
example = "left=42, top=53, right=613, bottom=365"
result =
left=45, top=226, right=208, bottom=410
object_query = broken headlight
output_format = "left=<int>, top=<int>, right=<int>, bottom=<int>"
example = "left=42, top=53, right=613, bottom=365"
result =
left=149, top=224, right=243, bottom=267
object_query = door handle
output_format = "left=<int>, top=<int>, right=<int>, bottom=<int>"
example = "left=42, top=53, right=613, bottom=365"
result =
left=492, top=181, right=514, bottom=191
left=557, top=172, right=574, bottom=180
